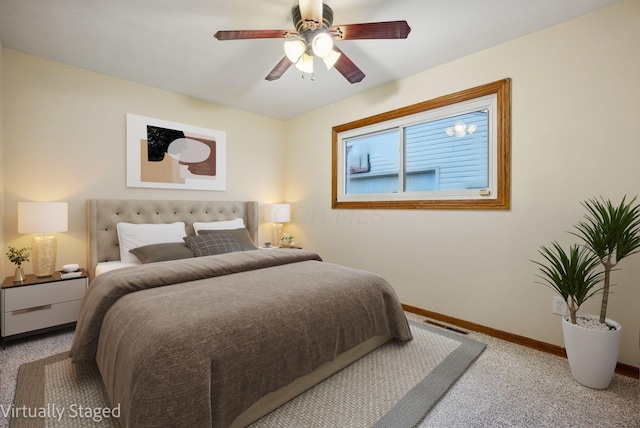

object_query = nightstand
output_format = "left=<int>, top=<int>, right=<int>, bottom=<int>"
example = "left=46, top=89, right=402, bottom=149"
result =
left=1, top=269, right=88, bottom=347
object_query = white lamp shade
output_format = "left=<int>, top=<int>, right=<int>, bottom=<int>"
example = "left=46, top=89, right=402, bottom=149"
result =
left=295, top=53, right=314, bottom=74
left=18, top=202, right=68, bottom=233
left=265, top=204, right=291, bottom=223
left=284, top=39, right=306, bottom=63
left=311, top=32, right=333, bottom=57
left=322, top=49, right=342, bottom=70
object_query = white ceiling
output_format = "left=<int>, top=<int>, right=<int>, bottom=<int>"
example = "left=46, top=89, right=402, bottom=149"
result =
left=0, top=0, right=621, bottom=120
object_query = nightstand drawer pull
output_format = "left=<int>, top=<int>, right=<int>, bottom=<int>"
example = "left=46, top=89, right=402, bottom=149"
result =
left=12, top=304, right=53, bottom=315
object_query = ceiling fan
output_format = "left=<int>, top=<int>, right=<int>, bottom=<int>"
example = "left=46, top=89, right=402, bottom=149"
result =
left=214, top=0, right=411, bottom=83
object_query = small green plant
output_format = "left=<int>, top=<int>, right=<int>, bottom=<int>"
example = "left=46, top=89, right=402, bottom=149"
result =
left=532, top=242, right=604, bottom=324
left=6, top=246, right=30, bottom=267
left=572, top=196, right=640, bottom=323
left=280, top=233, right=294, bottom=245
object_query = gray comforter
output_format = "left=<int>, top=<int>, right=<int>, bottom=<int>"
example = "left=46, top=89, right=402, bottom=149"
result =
left=70, top=249, right=412, bottom=427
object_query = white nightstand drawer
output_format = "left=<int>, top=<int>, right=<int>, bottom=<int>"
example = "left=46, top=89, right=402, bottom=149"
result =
left=2, top=299, right=82, bottom=336
left=3, top=278, right=86, bottom=312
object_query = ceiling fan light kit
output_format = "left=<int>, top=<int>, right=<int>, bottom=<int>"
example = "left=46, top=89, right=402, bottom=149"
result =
left=284, top=39, right=306, bottom=63
left=214, top=0, right=411, bottom=84
left=295, top=52, right=314, bottom=74
left=321, top=49, right=341, bottom=70
left=311, top=32, right=333, bottom=57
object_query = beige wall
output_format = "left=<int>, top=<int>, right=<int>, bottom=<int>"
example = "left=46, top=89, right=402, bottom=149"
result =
left=284, top=1, right=640, bottom=366
left=1, top=50, right=286, bottom=276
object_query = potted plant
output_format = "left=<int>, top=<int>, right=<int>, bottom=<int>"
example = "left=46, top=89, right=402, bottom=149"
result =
left=532, top=241, right=614, bottom=389
left=280, top=233, right=295, bottom=248
left=6, top=246, right=30, bottom=283
left=533, top=242, right=604, bottom=324
left=532, top=196, right=640, bottom=389
left=572, top=196, right=640, bottom=324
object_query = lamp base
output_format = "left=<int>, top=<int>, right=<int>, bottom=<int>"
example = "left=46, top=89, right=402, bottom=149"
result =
left=32, top=235, right=57, bottom=277
left=271, top=223, right=283, bottom=248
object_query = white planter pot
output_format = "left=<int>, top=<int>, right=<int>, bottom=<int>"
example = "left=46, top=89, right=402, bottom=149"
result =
left=561, top=314, right=622, bottom=389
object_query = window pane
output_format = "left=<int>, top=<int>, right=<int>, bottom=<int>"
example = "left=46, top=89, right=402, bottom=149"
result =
left=345, top=130, right=399, bottom=195
left=404, top=111, right=488, bottom=192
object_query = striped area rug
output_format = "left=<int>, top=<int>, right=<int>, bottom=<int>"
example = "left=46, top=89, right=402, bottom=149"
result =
left=10, top=321, right=485, bottom=428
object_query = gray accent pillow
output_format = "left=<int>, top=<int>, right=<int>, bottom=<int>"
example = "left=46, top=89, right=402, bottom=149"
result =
left=129, top=242, right=194, bottom=264
left=183, top=233, right=242, bottom=257
left=197, top=228, right=257, bottom=251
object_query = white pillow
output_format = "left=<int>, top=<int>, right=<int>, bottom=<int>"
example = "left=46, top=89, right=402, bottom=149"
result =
left=117, top=222, right=187, bottom=263
left=193, top=218, right=245, bottom=235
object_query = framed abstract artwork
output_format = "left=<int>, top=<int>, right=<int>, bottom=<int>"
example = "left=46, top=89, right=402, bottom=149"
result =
left=126, top=113, right=227, bottom=191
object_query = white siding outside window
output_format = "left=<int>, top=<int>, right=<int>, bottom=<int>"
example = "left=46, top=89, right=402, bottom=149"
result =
left=338, top=95, right=497, bottom=202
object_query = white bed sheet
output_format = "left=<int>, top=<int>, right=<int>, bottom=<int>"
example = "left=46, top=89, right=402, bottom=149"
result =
left=95, top=261, right=140, bottom=277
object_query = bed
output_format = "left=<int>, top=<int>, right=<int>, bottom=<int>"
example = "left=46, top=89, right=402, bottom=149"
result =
left=70, top=199, right=412, bottom=427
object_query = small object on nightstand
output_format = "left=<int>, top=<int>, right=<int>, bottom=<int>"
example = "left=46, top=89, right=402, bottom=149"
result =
left=62, top=263, right=79, bottom=273
left=6, top=246, right=30, bottom=283
left=279, top=233, right=294, bottom=248
left=59, top=270, right=83, bottom=279
left=14, top=267, right=25, bottom=283
left=264, top=241, right=271, bottom=248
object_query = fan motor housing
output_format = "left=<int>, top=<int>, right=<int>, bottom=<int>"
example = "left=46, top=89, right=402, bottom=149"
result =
left=292, top=4, right=334, bottom=34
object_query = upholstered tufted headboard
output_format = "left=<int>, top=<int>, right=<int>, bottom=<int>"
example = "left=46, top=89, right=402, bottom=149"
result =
left=87, top=199, right=259, bottom=280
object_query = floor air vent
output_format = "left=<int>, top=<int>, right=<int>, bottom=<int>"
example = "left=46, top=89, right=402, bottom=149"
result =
left=424, top=320, right=469, bottom=335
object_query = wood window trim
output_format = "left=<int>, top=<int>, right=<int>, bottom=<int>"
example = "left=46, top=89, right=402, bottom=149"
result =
left=331, top=78, right=511, bottom=210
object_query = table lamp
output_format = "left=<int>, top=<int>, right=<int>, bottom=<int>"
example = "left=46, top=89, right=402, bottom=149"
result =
left=265, top=204, right=290, bottom=247
left=18, top=202, right=68, bottom=277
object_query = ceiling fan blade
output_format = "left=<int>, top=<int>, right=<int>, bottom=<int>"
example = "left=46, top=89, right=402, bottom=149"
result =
left=330, top=21, right=411, bottom=40
left=265, top=57, right=293, bottom=81
left=214, top=30, right=290, bottom=40
left=332, top=47, right=365, bottom=84
left=298, top=0, right=323, bottom=23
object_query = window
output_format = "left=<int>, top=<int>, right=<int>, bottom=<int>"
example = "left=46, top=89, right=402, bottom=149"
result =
left=332, top=79, right=511, bottom=210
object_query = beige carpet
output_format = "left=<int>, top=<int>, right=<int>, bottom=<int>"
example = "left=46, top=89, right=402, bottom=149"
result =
left=9, top=321, right=485, bottom=428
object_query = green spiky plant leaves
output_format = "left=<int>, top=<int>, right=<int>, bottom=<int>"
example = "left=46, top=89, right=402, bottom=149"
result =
left=571, top=196, right=640, bottom=323
left=533, top=242, right=604, bottom=324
